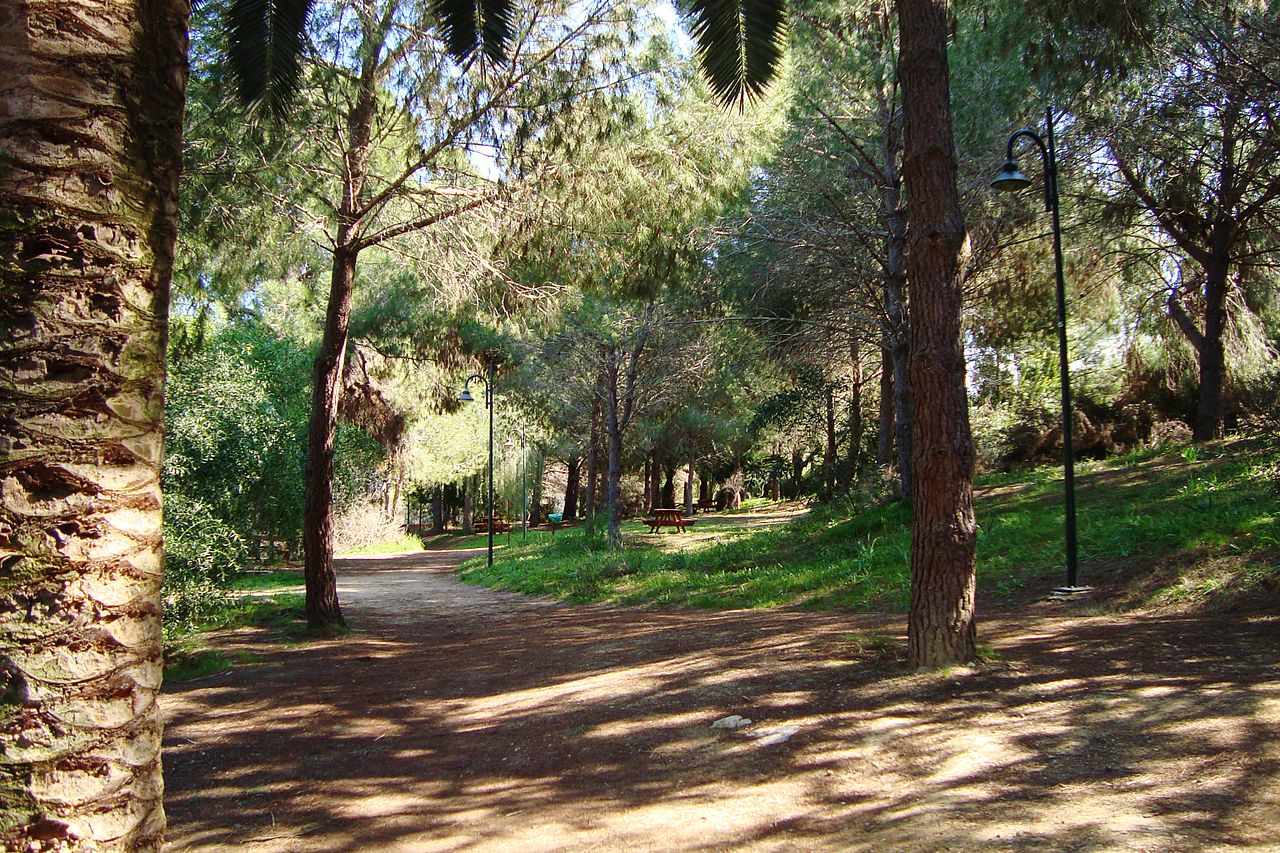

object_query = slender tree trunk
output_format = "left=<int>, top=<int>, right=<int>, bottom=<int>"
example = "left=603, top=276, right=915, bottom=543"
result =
left=643, top=454, right=654, bottom=511
left=302, top=247, right=356, bottom=630
left=529, top=451, right=545, bottom=526
left=883, top=135, right=913, bottom=502
left=564, top=456, right=581, bottom=520
left=848, top=335, right=864, bottom=484
left=462, top=478, right=474, bottom=534
left=898, top=0, right=977, bottom=667
left=584, top=391, right=602, bottom=533
left=684, top=462, right=695, bottom=514
left=824, top=387, right=837, bottom=495
left=1193, top=256, right=1230, bottom=441
left=301, top=22, right=387, bottom=630
left=878, top=344, right=895, bottom=466
left=605, top=373, right=624, bottom=549
left=432, top=487, right=445, bottom=533
left=0, top=2, right=188, bottom=848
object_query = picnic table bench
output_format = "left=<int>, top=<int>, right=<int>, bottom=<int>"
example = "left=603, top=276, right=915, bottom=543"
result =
left=643, top=508, right=696, bottom=533
left=695, top=499, right=716, bottom=513
left=473, top=518, right=512, bottom=534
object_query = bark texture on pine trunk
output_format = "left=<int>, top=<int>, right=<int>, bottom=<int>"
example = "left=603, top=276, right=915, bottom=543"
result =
left=302, top=248, right=357, bottom=629
left=0, top=1, right=189, bottom=848
left=897, top=0, right=977, bottom=667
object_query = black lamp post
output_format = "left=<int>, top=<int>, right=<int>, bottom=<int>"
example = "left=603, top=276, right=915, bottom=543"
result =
left=460, top=358, right=496, bottom=567
left=993, top=107, right=1085, bottom=592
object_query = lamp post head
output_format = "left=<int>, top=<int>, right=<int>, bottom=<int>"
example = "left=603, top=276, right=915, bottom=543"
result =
left=992, top=159, right=1032, bottom=192
left=458, top=386, right=474, bottom=403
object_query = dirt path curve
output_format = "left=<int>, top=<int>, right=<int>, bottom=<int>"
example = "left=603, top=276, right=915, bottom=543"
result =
left=163, top=548, right=1280, bottom=852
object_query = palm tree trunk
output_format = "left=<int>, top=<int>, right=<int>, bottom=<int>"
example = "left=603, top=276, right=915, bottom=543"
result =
left=0, top=1, right=189, bottom=848
left=898, top=0, right=978, bottom=667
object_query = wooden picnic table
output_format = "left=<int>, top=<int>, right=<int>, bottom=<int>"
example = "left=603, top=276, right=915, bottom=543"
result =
left=643, top=508, right=696, bottom=533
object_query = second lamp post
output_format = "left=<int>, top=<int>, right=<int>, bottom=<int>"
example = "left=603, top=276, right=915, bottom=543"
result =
left=460, top=359, right=496, bottom=567
left=992, top=107, right=1084, bottom=591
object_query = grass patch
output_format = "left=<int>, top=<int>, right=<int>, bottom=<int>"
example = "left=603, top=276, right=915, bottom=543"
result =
left=462, top=438, right=1280, bottom=614
left=229, top=569, right=304, bottom=592
left=163, top=592, right=322, bottom=682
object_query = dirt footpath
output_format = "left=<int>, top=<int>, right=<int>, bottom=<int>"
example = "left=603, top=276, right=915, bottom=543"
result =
left=162, top=548, right=1280, bottom=851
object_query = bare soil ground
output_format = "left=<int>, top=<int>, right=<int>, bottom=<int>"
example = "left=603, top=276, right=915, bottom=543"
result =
left=162, top=543, right=1280, bottom=851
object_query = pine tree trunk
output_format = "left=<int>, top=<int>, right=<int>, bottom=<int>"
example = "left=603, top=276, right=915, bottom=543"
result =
left=684, top=462, right=695, bottom=515
left=661, top=464, right=676, bottom=508
left=0, top=1, right=188, bottom=847
left=302, top=247, right=356, bottom=630
left=824, top=388, right=837, bottom=494
left=605, top=382, right=624, bottom=549
left=301, top=29, right=384, bottom=630
left=848, top=335, right=863, bottom=484
left=529, top=452, right=545, bottom=526
left=584, top=393, right=601, bottom=533
left=564, top=456, right=581, bottom=520
left=884, top=169, right=913, bottom=502
left=462, top=478, right=474, bottom=534
left=898, top=0, right=977, bottom=667
left=878, top=344, right=895, bottom=466
left=432, top=487, right=445, bottom=533
left=1193, top=257, right=1229, bottom=441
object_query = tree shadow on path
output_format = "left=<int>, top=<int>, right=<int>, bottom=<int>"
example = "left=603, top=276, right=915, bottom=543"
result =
left=162, top=548, right=1280, bottom=851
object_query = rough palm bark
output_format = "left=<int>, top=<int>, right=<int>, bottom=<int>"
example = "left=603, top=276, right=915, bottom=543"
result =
left=897, top=0, right=977, bottom=667
left=0, top=0, right=189, bottom=847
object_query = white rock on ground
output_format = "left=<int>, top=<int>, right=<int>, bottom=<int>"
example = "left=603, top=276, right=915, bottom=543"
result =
left=753, top=725, right=801, bottom=746
left=711, top=715, right=752, bottom=729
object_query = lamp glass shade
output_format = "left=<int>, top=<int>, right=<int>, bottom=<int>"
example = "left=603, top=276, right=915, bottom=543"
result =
left=992, top=159, right=1032, bottom=192
left=458, top=387, right=474, bottom=402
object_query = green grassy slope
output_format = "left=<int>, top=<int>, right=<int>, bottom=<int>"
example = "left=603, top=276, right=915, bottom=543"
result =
left=459, top=438, right=1279, bottom=613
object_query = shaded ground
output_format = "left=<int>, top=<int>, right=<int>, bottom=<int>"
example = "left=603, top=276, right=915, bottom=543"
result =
left=163, top=543, right=1280, bottom=851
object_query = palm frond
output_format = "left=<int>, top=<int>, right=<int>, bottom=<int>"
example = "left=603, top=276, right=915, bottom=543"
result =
left=686, top=0, right=787, bottom=107
left=430, top=0, right=516, bottom=65
left=224, top=0, right=314, bottom=120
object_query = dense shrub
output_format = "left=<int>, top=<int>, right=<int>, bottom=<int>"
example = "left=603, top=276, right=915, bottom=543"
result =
left=332, top=501, right=407, bottom=553
left=162, top=494, right=248, bottom=636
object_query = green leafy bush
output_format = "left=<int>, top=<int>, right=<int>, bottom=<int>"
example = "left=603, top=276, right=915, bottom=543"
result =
left=163, top=493, right=248, bottom=637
